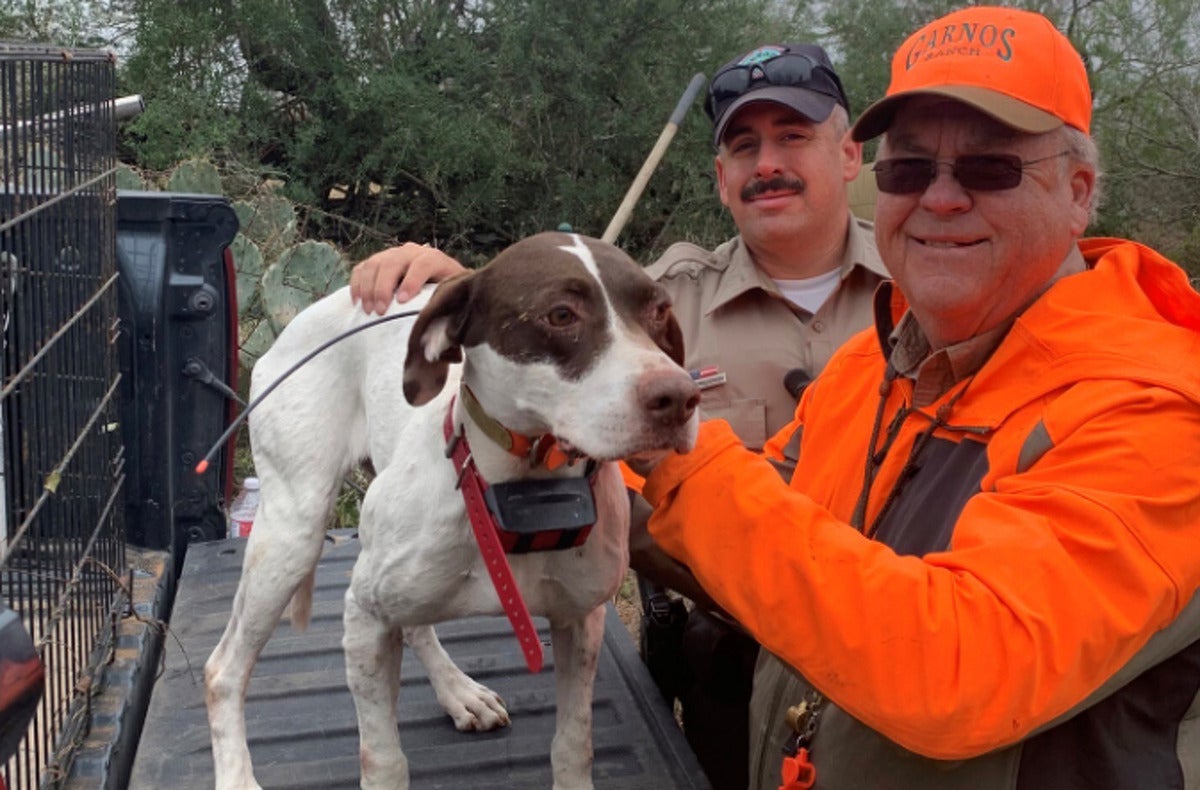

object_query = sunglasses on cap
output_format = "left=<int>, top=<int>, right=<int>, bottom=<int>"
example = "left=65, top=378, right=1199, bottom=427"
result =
left=704, top=52, right=849, bottom=122
left=872, top=152, right=1070, bottom=194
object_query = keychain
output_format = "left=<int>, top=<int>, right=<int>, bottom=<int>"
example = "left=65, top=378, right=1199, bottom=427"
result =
left=778, top=693, right=822, bottom=790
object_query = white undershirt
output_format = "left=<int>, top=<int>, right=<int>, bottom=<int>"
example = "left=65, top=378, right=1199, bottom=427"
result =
left=772, top=267, right=842, bottom=314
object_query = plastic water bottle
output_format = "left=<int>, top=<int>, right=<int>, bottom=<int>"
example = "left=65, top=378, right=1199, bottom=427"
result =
left=228, top=476, right=260, bottom=538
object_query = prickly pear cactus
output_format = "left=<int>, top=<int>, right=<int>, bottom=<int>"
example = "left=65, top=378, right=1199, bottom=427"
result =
left=233, top=194, right=298, bottom=258
left=115, top=163, right=148, bottom=191
left=230, top=234, right=265, bottom=318
left=167, top=158, right=223, bottom=194
left=228, top=192, right=319, bottom=371
left=238, top=315, right=278, bottom=369
left=260, top=241, right=350, bottom=332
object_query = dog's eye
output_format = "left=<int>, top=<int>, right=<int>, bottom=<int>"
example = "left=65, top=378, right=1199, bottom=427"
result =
left=545, top=306, right=578, bottom=328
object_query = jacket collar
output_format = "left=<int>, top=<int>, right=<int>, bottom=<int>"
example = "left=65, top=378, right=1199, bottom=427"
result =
left=872, top=239, right=1200, bottom=425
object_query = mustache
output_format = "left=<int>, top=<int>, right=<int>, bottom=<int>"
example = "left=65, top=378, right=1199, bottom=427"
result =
left=741, top=176, right=806, bottom=202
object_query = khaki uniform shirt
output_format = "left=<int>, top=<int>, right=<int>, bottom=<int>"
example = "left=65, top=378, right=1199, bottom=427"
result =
left=645, top=215, right=888, bottom=790
left=645, top=216, right=888, bottom=452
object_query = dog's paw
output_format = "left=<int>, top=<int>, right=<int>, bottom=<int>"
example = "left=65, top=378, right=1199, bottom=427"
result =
left=436, top=676, right=510, bottom=732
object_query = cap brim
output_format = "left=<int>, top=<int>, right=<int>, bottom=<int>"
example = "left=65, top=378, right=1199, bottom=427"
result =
left=713, top=86, right=838, bottom=148
left=851, top=86, right=1064, bottom=142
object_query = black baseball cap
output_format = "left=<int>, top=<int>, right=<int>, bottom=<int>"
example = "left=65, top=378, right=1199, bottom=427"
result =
left=705, top=43, right=850, bottom=148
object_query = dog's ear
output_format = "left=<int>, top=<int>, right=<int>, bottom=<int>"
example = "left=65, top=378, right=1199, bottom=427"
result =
left=659, top=310, right=686, bottom=367
left=403, top=272, right=474, bottom=406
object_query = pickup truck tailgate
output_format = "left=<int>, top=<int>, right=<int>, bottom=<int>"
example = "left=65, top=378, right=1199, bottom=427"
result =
left=129, top=531, right=709, bottom=789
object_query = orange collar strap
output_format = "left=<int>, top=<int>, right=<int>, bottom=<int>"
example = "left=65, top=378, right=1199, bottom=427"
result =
left=458, top=384, right=571, bottom=471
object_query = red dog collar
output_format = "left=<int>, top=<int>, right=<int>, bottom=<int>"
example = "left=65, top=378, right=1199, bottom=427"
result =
left=444, top=396, right=544, bottom=673
left=444, top=392, right=603, bottom=673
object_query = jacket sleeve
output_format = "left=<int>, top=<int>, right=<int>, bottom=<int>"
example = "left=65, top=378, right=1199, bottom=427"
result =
left=617, top=461, right=645, bottom=495
left=762, top=406, right=803, bottom=465
left=642, top=384, right=1200, bottom=760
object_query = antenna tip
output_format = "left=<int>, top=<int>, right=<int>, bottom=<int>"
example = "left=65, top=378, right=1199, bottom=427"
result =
left=195, top=460, right=209, bottom=474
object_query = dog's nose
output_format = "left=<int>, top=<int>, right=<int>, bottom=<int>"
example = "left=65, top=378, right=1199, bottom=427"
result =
left=637, top=370, right=700, bottom=426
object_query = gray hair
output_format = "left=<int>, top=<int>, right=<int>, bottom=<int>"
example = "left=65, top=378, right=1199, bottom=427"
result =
left=1061, top=126, right=1103, bottom=223
left=829, top=104, right=850, bottom=137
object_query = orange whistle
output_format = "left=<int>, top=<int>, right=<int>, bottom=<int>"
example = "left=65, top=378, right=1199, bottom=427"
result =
left=779, top=747, right=816, bottom=790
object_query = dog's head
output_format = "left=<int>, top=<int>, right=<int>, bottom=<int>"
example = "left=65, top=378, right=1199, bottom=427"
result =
left=403, top=232, right=699, bottom=460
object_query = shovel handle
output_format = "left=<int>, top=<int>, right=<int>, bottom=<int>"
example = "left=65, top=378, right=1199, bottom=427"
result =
left=601, top=72, right=707, bottom=245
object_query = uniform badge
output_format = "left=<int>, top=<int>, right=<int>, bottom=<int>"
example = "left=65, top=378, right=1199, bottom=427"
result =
left=689, top=365, right=727, bottom=390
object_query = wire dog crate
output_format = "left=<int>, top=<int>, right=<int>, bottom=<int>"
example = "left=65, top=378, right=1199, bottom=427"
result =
left=0, top=42, right=126, bottom=789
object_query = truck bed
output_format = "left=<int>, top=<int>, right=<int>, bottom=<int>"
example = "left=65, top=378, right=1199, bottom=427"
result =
left=129, top=531, right=709, bottom=789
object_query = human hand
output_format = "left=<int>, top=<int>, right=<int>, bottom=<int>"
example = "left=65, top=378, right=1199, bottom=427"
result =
left=628, top=493, right=722, bottom=613
left=349, top=242, right=468, bottom=314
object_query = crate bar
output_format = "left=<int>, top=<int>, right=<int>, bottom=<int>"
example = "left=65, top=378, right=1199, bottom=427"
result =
left=1, top=43, right=123, bottom=790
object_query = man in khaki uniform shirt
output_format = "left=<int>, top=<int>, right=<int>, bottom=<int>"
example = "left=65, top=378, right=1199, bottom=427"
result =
left=348, top=41, right=887, bottom=790
left=644, top=219, right=882, bottom=452
left=629, top=43, right=888, bottom=790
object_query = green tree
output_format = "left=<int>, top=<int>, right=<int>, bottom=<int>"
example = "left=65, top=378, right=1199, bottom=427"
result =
left=118, top=0, right=798, bottom=263
left=110, top=0, right=1200, bottom=274
left=810, top=0, right=1200, bottom=276
left=1071, top=0, right=1200, bottom=274
left=0, top=0, right=120, bottom=48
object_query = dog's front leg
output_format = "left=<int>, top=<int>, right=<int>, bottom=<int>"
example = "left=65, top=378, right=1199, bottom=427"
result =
left=344, top=588, right=408, bottom=790
left=549, top=604, right=606, bottom=790
left=406, top=624, right=510, bottom=731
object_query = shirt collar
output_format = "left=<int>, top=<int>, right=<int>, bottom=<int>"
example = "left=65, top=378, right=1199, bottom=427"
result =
left=872, top=282, right=1013, bottom=407
left=707, top=216, right=885, bottom=315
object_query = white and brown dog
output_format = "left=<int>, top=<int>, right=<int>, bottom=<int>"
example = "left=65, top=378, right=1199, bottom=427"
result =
left=204, top=232, right=700, bottom=789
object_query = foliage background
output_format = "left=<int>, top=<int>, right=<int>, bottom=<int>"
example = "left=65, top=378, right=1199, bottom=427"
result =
left=4, top=0, right=1197, bottom=532
left=6, top=0, right=1198, bottom=277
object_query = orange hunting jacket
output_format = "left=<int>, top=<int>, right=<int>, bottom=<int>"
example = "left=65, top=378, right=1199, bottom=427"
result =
left=643, top=238, right=1200, bottom=789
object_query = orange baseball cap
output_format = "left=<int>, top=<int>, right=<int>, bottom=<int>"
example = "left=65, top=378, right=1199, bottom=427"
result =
left=852, top=6, right=1091, bottom=141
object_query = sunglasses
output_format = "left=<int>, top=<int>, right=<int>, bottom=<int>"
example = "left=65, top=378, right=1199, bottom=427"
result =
left=705, top=52, right=849, bottom=122
left=872, top=152, right=1071, bottom=194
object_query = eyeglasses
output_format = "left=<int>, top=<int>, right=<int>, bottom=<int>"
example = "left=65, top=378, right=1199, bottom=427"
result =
left=872, top=152, right=1071, bottom=194
left=705, top=52, right=849, bottom=122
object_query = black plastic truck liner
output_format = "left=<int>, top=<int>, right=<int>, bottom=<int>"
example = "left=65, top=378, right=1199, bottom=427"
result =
left=130, top=531, right=711, bottom=789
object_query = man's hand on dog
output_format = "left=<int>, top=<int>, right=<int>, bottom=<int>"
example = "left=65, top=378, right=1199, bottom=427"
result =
left=350, top=243, right=468, bottom=314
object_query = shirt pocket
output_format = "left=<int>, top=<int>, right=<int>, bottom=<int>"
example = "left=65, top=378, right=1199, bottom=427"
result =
left=701, top=397, right=768, bottom=450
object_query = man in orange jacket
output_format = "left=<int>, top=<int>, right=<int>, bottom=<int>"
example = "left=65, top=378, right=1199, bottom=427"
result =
left=633, top=5, right=1200, bottom=789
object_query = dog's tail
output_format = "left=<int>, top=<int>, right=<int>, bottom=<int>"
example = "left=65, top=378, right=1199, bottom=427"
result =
left=284, top=566, right=317, bottom=633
